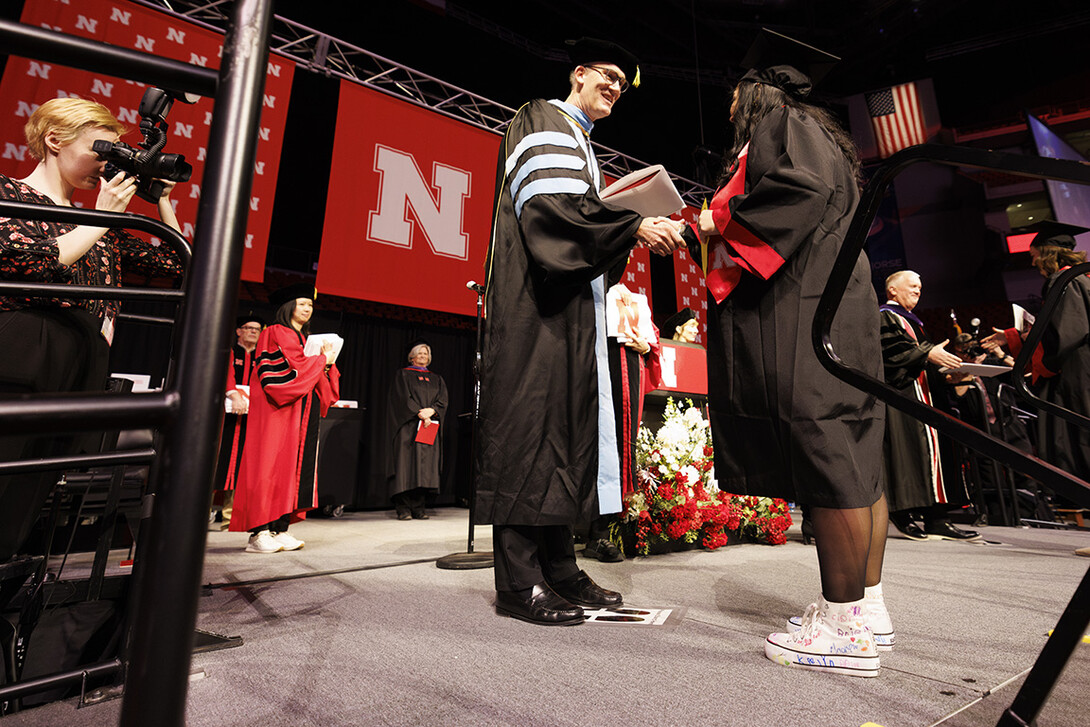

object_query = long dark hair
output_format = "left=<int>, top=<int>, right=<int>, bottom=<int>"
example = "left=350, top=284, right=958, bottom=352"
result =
left=1033, top=245, right=1088, bottom=277
left=274, top=298, right=311, bottom=337
left=719, top=80, right=861, bottom=189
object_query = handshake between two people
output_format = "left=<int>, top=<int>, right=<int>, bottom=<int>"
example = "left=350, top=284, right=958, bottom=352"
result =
left=633, top=210, right=730, bottom=255
left=635, top=216, right=688, bottom=256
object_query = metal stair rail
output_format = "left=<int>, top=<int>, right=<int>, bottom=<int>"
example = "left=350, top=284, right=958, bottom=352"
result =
left=813, top=143, right=1090, bottom=727
left=0, top=1, right=274, bottom=725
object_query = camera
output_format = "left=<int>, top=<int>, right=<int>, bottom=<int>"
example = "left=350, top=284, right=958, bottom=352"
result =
left=92, top=87, right=193, bottom=204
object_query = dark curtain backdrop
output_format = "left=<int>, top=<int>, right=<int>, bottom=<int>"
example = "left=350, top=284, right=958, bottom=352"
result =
left=109, top=302, right=476, bottom=511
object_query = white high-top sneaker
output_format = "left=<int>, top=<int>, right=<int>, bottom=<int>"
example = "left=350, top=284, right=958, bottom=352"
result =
left=788, top=583, right=895, bottom=651
left=766, top=595, right=880, bottom=677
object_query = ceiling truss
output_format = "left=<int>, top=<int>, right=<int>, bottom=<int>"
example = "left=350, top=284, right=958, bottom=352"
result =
left=133, top=0, right=712, bottom=204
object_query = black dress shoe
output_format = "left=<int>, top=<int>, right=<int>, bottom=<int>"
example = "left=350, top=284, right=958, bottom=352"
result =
left=496, top=583, right=584, bottom=626
left=396, top=512, right=411, bottom=521
left=583, top=538, right=624, bottom=562
left=924, top=520, right=981, bottom=541
left=411, top=511, right=430, bottom=519
left=891, top=515, right=929, bottom=541
left=550, top=570, right=623, bottom=608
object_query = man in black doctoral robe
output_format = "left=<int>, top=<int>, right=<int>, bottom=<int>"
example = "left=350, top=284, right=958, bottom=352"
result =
left=879, top=270, right=979, bottom=540
left=476, top=37, right=684, bottom=625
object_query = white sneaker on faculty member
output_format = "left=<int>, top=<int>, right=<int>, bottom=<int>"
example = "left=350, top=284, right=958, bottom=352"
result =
left=271, top=531, right=304, bottom=551
left=246, top=530, right=284, bottom=554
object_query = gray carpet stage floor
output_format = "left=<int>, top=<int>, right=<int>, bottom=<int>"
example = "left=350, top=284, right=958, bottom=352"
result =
left=5, top=509, right=1089, bottom=727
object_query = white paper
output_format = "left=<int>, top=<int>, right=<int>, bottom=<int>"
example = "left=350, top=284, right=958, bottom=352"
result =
left=225, top=384, right=250, bottom=413
left=939, top=363, right=1012, bottom=377
left=1012, top=304, right=1035, bottom=333
left=304, top=333, right=344, bottom=364
left=600, top=164, right=684, bottom=217
left=605, top=284, right=656, bottom=344
left=111, top=373, right=154, bottom=392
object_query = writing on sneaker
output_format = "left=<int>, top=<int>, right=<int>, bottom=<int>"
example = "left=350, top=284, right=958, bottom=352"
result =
left=788, top=595, right=894, bottom=651
left=765, top=598, right=880, bottom=677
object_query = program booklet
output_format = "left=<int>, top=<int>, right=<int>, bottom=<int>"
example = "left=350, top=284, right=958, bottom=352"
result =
left=304, top=333, right=344, bottom=364
left=600, top=164, right=684, bottom=218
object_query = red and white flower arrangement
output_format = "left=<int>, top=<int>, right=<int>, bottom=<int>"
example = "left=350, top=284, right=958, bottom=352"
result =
left=617, top=398, right=792, bottom=555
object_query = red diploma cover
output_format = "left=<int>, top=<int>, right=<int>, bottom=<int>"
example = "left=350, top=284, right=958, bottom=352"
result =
left=415, top=419, right=439, bottom=445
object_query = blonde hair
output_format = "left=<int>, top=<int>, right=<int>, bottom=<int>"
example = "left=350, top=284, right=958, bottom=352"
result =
left=407, top=344, right=431, bottom=365
left=24, top=97, right=126, bottom=161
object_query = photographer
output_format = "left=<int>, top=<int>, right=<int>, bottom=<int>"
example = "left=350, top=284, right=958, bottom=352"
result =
left=0, top=97, right=184, bottom=563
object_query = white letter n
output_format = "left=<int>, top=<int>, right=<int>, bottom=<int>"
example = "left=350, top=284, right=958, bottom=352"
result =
left=368, top=144, right=470, bottom=260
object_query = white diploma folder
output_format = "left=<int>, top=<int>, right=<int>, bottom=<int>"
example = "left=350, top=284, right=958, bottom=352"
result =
left=1012, top=304, right=1035, bottom=333
left=600, top=165, right=685, bottom=217
left=304, top=333, right=344, bottom=364
left=225, top=384, right=250, bottom=413
left=939, top=363, right=1012, bottom=377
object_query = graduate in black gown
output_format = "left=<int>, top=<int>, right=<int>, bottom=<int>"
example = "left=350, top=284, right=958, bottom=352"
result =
left=689, top=30, right=888, bottom=676
left=983, top=222, right=1090, bottom=501
left=476, top=38, right=684, bottom=626
left=386, top=342, right=448, bottom=520
left=1031, top=224, right=1090, bottom=482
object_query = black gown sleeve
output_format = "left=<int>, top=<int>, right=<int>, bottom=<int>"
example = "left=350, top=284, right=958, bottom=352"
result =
left=880, top=310, right=934, bottom=389
left=718, top=107, right=838, bottom=280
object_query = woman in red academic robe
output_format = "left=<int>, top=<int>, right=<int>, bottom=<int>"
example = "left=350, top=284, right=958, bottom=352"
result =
left=230, top=284, right=340, bottom=553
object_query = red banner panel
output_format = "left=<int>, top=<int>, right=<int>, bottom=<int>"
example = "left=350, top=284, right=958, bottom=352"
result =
left=317, top=81, right=502, bottom=316
left=619, top=246, right=653, bottom=300
left=0, top=0, right=295, bottom=281
left=671, top=205, right=707, bottom=345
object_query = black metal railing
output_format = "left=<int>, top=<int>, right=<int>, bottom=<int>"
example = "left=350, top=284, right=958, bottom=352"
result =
left=0, top=2, right=273, bottom=725
left=814, top=143, right=1090, bottom=727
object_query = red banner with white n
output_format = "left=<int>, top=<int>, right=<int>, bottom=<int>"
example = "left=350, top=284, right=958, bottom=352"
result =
left=317, top=81, right=501, bottom=317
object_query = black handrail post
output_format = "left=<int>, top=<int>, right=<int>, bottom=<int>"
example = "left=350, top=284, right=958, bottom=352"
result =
left=118, top=1, right=274, bottom=724
left=810, top=144, right=1090, bottom=727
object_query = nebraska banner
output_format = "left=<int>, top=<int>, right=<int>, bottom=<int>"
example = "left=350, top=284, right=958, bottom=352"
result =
left=0, top=0, right=295, bottom=281
left=671, top=205, right=707, bottom=345
left=618, top=246, right=652, bottom=301
left=317, top=81, right=502, bottom=317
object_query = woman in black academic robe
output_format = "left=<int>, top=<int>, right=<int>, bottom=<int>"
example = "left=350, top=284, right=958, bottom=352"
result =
left=689, top=30, right=889, bottom=676
left=1031, top=240, right=1090, bottom=481
left=386, top=342, right=448, bottom=519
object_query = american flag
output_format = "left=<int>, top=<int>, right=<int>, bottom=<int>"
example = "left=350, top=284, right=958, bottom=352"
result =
left=866, top=82, right=926, bottom=159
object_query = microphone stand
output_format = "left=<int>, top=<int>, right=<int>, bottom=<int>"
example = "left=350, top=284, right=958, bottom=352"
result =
left=436, top=283, right=494, bottom=569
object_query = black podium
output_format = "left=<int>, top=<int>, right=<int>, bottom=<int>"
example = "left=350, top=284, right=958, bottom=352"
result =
left=316, top=407, right=363, bottom=515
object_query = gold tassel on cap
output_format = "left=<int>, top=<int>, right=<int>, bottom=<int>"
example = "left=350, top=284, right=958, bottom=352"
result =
left=632, top=66, right=641, bottom=88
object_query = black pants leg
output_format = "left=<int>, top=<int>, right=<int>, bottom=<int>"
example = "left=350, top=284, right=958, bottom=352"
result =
left=493, top=524, right=579, bottom=592
left=0, top=309, right=107, bottom=562
left=252, top=514, right=290, bottom=535
left=392, top=489, right=425, bottom=517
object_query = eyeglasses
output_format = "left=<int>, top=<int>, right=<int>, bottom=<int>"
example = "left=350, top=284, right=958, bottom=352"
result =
left=586, top=65, right=629, bottom=93
left=240, top=325, right=262, bottom=332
